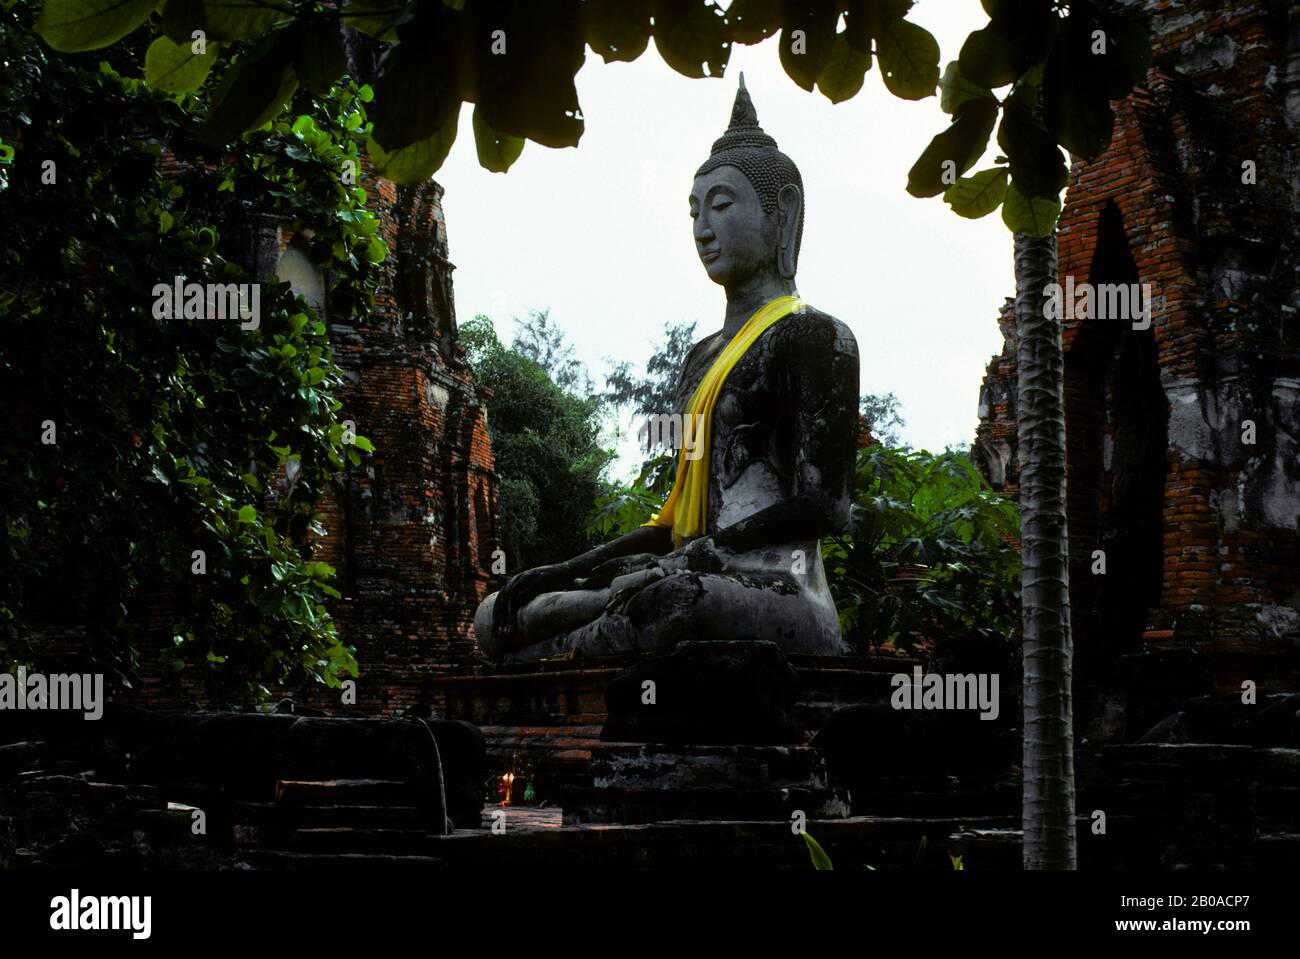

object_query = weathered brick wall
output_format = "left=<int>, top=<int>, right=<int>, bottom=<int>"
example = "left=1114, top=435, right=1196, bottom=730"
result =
left=974, top=0, right=1300, bottom=721
left=296, top=163, right=499, bottom=717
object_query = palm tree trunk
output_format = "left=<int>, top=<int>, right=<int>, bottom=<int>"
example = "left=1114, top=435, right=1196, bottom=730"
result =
left=1014, top=229, right=1076, bottom=870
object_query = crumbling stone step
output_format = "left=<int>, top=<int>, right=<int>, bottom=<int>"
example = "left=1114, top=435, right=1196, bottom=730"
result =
left=419, top=815, right=1011, bottom=869
left=948, top=827, right=1022, bottom=870
left=1256, top=748, right=1300, bottom=782
left=237, top=850, right=445, bottom=870
left=1253, top=832, right=1300, bottom=867
left=274, top=779, right=413, bottom=806
left=851, top=787, right=1018, bottom=818
left=1253, top=786, right=1300, bottom=830
left=236, top=802, right=426, bottom=830
left=564, top=785, right=849, bottom=825
left=479, top=806, right=563, bottom=830
left=289, top=827, right=437, bottom=856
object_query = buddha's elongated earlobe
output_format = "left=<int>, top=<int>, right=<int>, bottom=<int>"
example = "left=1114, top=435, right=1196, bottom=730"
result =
left=776, top=183, right=802, bottom=281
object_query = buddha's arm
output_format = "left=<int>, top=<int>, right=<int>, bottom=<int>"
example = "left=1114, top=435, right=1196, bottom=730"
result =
left=492, top=524, right=674, bottom=639
left=713, top=318, right=859, bottom=553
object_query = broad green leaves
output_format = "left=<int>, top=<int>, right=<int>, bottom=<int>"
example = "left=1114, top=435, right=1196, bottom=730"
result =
left=36, top=0, right=156, bottom=52
left=1001, top=181, right=1060, bottom=237
left=368, top=111, right=460, bottom=183
left=37, top=0, right=947, bottom=182
left=877, top=16, right=940, bottom=100
left=822, top=445, right=1021, bottom=658
left=585, top=0, right=651, bottom=63
left=203, top=0, right=283, bottom=42
left=939, top=60, right=994, bottom=115
left=653, top=0, right=730, bottom=80
left=292, top=19, right=347, bottom=96
left=911, top=1, right=1151, bottom=236
left=907, top=98, right=998, bottom=199
left=816, top=33, right=871, bottom=104
left=145, top=35, right=219, bottom=94
left=197, top=37, right=298, bottom=146
left=472, top=106, right=525, bottom=174
left=943, top=167, right=1008, bottom=219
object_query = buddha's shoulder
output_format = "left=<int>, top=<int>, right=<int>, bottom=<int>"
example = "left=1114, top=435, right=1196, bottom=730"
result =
left=779, top=304, right=858, bottom=356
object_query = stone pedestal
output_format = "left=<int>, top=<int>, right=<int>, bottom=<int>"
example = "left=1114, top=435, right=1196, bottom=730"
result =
left=430, top=647, right=921, bottom=824
left=567, top=743, right=849, bottom=824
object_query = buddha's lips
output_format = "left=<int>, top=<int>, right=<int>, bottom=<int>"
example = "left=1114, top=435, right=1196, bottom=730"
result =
left=700, top=249, right=721, bottom=262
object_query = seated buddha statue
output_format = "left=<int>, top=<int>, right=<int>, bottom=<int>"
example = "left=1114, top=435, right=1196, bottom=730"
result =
left=474, top=75, right=860, bottom=663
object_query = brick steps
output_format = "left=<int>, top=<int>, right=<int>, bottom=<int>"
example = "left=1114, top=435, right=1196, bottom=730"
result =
left=274, top=779, right=415, bottom=807
left=290, top=827, right=437, bottom=856
left=236, top=850, right=447, bottom=870
left=236, top=802, right=426, bottom=830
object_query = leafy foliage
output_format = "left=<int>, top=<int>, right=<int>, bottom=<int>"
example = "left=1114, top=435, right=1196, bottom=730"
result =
left=585, top=453, right=675, bottom=540
left=602, top=318, right=698, bottom=464
left=460, top=315, right=615, bottom=572
left=908, top=0, right=1152, bottom=236
left=822, top=445, right=1020, bottom=658
left=34, top=0, right=944, bottom=183
left=0, top=1, right=382, bottom=700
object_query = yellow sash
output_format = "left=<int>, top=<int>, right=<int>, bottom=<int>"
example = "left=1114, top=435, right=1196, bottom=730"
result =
left=644, top=294, right=805, bottom=548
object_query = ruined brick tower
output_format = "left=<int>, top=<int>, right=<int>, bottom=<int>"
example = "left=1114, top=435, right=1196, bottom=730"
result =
left=283, top=171, right=498, bottom=717
left=974, top=0, right=1300, bottom=736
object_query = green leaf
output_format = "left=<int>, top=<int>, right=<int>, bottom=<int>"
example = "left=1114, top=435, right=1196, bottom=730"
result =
left=161, top=0, right=207, bottom=45
left=343, top=0, right=410, bottom=42
left=293, top=18, right=347, bottom=96
left=1042, top=15, right=1115, bottom=161
left=958, top=25, right=1017, bottom=89
left=584, top=0, right=651, bottom=63
left=1001, top=180, right=1061, bottom=236
left=653, top=0, right=731, bottom=80
left=724, top=0, right=782, bottom=45
left=472, top=106, right=525, bottom=173
left=906, top=97, right=998, bottom=198
left=777, top=1, right=836, bottom=92
left=362, top=235, right=387, bottom=263
left=997, top=80, right=1068, bottom=200
left=877, top=18, right=939, bottom=101
left=816, top=32, right=872, bottom=105
left=350, top=435, right=375, bottom=452
left=943, top=167, right=1008, bottom=219
left=939, top=60, right=994, bottom=116
left=145, top=35, right=219, bottom=94
left=198, top=39, right=299, bottom=146
left=35, top=0, right=157, bottom=52
left=367, top=110, right=459, bottom=185
left=802, top=832, right=834, bottom=870
left=236, top=504, right=257, bottom=523
left=203, top=0, right=284, bottom=42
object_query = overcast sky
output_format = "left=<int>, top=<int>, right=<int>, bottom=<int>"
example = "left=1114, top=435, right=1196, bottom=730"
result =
left=435, top=2, right=1012, bottom=478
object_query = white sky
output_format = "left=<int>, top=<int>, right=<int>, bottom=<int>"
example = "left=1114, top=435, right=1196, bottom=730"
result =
left=436, top=2, right=1012, bottom=479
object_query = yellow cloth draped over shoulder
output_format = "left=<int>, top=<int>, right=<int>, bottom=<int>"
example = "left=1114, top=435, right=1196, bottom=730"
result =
left=644, top=294, right=805, bottom=549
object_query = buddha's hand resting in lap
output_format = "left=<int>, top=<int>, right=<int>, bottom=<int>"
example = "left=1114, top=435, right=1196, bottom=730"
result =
left=679, top=534, right=723, bottom=571
left=492, top=562, right=576, bottom=639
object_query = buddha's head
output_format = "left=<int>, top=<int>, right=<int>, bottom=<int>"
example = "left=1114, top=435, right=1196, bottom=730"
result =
left=691, top=74, right=804, bottom=290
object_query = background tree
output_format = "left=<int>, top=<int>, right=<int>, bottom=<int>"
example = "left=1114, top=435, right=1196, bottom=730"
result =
left=460, top=314, right=615, bottom=572
left=511, top=308, right=595, bottom=397
left=903, top=0, right=1152, bottom=869
left=860, top=391, right=906, bottom=448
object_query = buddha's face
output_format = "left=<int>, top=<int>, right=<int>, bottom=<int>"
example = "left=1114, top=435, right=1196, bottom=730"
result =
left=689, top=166, right=778, bottom=289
